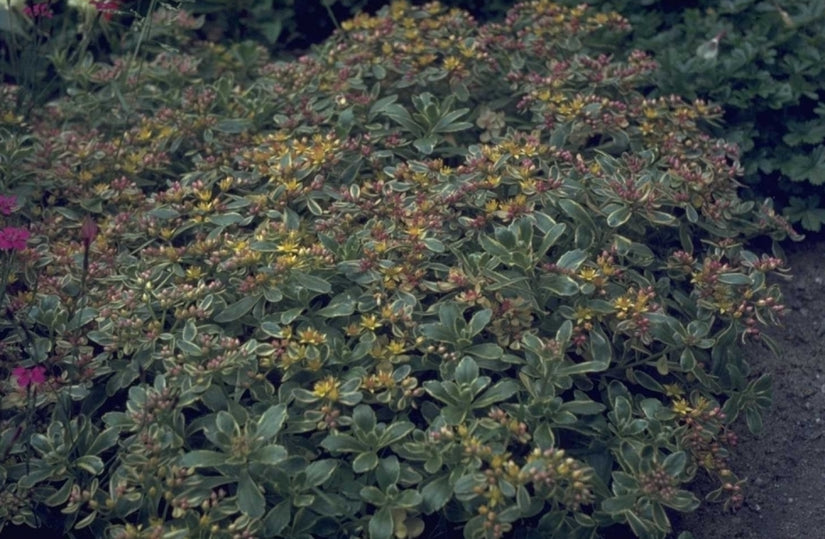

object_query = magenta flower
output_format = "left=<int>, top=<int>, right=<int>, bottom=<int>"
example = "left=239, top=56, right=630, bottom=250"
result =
left=90, top=0, right=119, bottom=21
left=12, top=366, right=47, bottom=388
left=0, top=195, right=16, bottom=216
left=23, top=2, right=54, bottom=19
left=0, top=226, right=30, bottom=251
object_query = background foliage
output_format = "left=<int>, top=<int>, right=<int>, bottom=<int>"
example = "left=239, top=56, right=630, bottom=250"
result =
left=553, top=0, right=825, bottom=232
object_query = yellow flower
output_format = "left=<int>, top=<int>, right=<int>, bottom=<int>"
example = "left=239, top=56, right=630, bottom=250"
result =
left=663, top=383, right=684, bottom=397
left=219, top=177, right=234, bottom=191
left=578, top=268, right=598, bottom=282
left=442, top=56, right=462, bottom=72
left=360, top=314, right=382, bottom=331
left=387, top=340, right=406, bottom=356
left=276, top=238, right=301, bottom=254
left=573, top=306, right=593, bottom=324
left=642, top=107, right=659, bottom=119
left=160, top=227, right=176, bottom=241
left=312, top=376, right=340, bottom=402
left=671, top=398, right=692, bottom=416
left=406, top=224, right=425, bottom=239
left=185, top=266, right=204, bottom=281
left=613, top=296, right=634, bottom=312
left=297, top=327, right=326, bottom=345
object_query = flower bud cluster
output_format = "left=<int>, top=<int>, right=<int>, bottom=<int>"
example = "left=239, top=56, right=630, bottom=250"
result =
left=525, top=447, right=595, bottom=510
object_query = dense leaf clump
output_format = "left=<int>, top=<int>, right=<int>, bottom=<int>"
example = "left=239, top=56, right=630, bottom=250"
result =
left=0, top=2, right=797, bottom=538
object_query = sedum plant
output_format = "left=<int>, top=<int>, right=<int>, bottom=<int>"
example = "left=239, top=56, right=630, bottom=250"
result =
left=0, top=1, right=799, bottom=538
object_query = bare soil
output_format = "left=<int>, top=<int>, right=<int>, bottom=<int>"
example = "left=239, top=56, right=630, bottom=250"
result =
left=673, top=238, right=825, bottom=538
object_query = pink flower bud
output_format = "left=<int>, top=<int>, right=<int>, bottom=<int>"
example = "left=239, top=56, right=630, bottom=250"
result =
left=81, top=215, right=98, bottom=247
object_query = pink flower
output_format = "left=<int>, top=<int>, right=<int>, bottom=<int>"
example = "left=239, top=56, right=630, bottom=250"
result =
left=0, top=226, right=30, bottom=251
left=23, top=2, right=54, bottom=19
left=81, top=215, right=98, bottom=247
left=0, top=195, right=16, bottom=216
left=90, top=0, right=119, bottom=21
left=12, top=366, right=47, bottom=388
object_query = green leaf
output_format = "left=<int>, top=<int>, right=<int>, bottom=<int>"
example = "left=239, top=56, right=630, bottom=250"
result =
left=422, top=237, right=445, bottom=252
left=538, top=222, right=567, bottom=257
left=662, top=451, right=687, bottom=477
left=665, top=490, right=701, bottom=512
left=421, top=474, right=452, bottom=512
left=780, top=145, right=825, bottom=184
left=263, top=500, right=291, bottom=536
left=369, top=506, right=394, bottom=539
left=632, top=370, right=665, bottom=393
left=177, top=338, right=202, bottom=356
left=383, top=103, right=420, bottom=134
left=422, top=381, right=461, bottom=406
left=587, top=326, right=612, bottom=369
left=353, top=451, right=379, bottom=473
left=292, top=272, right=332, bottom=293
left=250, top=445, right=288, bottom=466
left=75, top=455, right=104, bottom=475
left=0, top=7, right=27, bottom=37
left=45, top=479, right=74, bottom=507
left=479, top=233, right=513, bottom=260
left=215, top=118, right=253, bottom=133
left=602, top=494, right=637, bottom=514
left=561, top=397, right=606, bottom=415
left=321, top=433, right=368, bottom=453
left=179, top=450, right=227, bottom=468
left=717, top=273, right=752, bottom=285
left=378, top=421, right=415, bottom=447
left=556, top=249, right=587, bottom=271
left=214, top=295, right=260, bottom=322
left=441, top=405, right=466, bottom=425
left=454, top=357, right=479, bottom=386
left=208, top=212, right=246, bottom=226
left=540, top=274, right=579, bottom=296
left=397, top=489, right=423, bottom=508
left=360, top=485, right=387, bottom=506
left=352, top=404, right=377, bottom=433
left=464, top=343, right=503, bottom=360
left=376, top=456, right=400, bottom=490
left=256, top=404, right=287, bottom=439
left=304, top=459, right=338, bottom=487
left=370, top=94, right=399, bottom=118
left=745, top=407, right=764, bottom=434
left=182, top=320, right=197, bottom=342
left=216, top=411, right=238, bottom=436
left=316, top=295, right=356, bottom=317
left=466, top=309, right=492, bottom=338
left=86, top=427, right=120, bottom=456
left=606, top=206, right=631, bottom=228
left=472, top=380, right=519, bottom=408
left=558, top=199, right=596, bottom=231
left=238, top=470, right=265, bottom=519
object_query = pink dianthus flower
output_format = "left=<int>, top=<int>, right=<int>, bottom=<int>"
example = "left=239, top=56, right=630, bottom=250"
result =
left=0, top=226, right=30, bottom=251
left=12, top=366, right=47, bottom=388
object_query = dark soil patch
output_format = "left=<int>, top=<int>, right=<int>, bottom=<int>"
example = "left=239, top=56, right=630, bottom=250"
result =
left=673, top=238, right=825, bottom=538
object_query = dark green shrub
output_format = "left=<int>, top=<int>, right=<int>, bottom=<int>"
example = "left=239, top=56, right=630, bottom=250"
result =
left=556, top=0, right=825, bottom=232
left=0, top=2, right=797, bottom=538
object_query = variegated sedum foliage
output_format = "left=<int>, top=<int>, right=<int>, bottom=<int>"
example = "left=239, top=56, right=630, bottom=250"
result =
left=0, top=2, right=798, bottom=538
